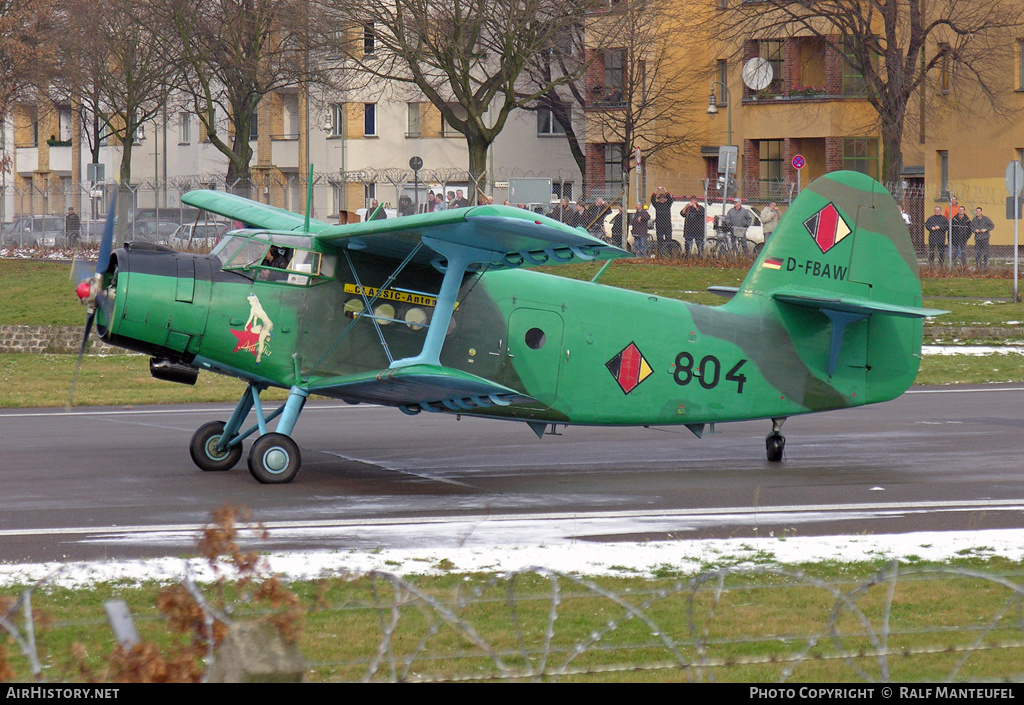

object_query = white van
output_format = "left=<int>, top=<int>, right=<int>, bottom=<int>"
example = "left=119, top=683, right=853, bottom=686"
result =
left=603, top=201, right=768, bottom=256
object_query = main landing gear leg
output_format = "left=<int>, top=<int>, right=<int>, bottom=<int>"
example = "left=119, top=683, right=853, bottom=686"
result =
left=766, top=417, right=786, bottom=462
left=187, top=383, right=309, bottom=484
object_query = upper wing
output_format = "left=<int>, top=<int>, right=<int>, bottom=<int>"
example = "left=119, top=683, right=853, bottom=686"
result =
left=314, top=204, right=630, bottom=268
left=181, top=190, right=331, bottom=233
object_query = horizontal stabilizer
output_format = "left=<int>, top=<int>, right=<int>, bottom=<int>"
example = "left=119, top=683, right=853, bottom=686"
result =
left=306, top=363, right=532, bottom=412
left=314, top=205, right=630, bottom=269
left=182, top=190, right=330, bottom=233
left=773, top=290, right=948, bottom=319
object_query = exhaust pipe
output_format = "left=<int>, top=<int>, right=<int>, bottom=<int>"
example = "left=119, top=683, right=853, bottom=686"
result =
left=149, top=358, right=199, bottom=386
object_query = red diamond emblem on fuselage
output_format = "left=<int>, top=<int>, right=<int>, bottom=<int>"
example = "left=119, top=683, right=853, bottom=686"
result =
left=803, top=203, right=851, bottom=254
left=606, top=342, right=653, bottom=394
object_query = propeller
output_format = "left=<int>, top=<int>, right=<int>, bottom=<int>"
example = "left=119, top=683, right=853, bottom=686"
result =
left=67, top=191, right=117, bottom=410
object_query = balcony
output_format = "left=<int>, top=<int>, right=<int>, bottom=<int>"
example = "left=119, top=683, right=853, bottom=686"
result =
left=271, top=135, right=299, bottom=169
left=49, top=145, right=72, bottom=173
left=15, top=146, right=38, bottom=175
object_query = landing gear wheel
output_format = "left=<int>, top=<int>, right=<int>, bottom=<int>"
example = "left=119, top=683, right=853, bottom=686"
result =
left=190, top=421, right=242, bottom=472
left=247, top=432, right=301, bottom=484
left=766, top=433, right=785, bottom=462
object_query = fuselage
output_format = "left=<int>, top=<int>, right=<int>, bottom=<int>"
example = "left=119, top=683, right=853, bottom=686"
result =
left=98, top=230, right=918, bottom=429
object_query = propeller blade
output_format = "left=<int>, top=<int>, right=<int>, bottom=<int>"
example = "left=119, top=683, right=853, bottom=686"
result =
left=96, top=189, right=117, bottom=274
left=69, top=255, right=93, bottom=285
left=66, top=308, right=96, bottom=411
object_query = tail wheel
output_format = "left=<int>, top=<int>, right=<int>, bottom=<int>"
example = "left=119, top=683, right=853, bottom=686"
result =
left=248, top=432, right=301, bottom=484
left=190, top=421, right=242, bottom=472
left=766, top=433, right=785, bottom=462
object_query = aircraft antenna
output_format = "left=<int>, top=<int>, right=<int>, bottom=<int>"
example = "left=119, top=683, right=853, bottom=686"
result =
left=304, top=163, right=313, bottom=234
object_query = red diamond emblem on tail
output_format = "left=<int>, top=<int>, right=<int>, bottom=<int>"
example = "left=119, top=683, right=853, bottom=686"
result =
left=803, top=203, right=851, bottom=253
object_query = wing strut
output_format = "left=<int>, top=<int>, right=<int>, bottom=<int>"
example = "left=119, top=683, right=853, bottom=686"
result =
left=389, top=237, right=497, bottom=369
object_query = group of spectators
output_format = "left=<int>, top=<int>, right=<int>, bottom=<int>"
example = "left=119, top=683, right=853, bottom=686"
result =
left=588, top=188, right=784, bottom=258
left=365, top=188, right=494, bottom=220
left=924, top=196, right=996, bottom=270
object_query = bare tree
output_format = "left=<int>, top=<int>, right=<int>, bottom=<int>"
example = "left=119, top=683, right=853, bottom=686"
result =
left=583, top=1, right=709, bottom=195
left=715, top=0, right=1024, bottom=184
left=155, top=0, right=316, bottom=190
left=519, top=23, right=589, bottom=176
left=0, top=0, right=56, bottom=120
left=56, top=0, right=175, bottom=244
left=317, top=0, right=596, bottom=200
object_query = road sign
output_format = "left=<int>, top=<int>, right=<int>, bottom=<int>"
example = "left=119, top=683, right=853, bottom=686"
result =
left=1006, top=160, right=1024, bottom=196
left=792, top=154, right=806, bottom=170
left=718, top=145, right=738, bottom=174
left=635, top=146, right=642, bottom=167
left=409, top=156, right=423, bottom=172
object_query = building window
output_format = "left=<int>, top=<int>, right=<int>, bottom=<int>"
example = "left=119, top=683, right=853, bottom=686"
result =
left=407, top=102, right=420, bottom=137
left=939, top=43, right=951, bottom=94
left=364, top=182, right=376, bottom=205
left=537, top=108, right=566, bottom=136
left=328, top=103, right=344, bottom=137
left=759, top=40, right=784, bottom=93
left=249, top=114, right=258, bottom=141
left=759, top=139, right=784, bottom=182
left=364, top=103, right=376, bottom=137
left=1016, top=39, right=1023, bottom=90
left=603, top=49, right=625, bottom=102
left=604, top=143, right=624, bottom=188
left=842, top=38, right=870, bottom=96
left=843, top=138, right=878, bottom=179
left=938, top=150, right=949, bottom=198
left=179, top=113, right=191, bottom=144
left=283, top=94, right=299, bottom=138
left=131, top=124, right=145, bottom=144
left=363, top=23, right=375, bottom=55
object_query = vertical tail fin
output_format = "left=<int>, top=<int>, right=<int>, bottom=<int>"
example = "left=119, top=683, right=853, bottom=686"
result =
left=735, top=171, right=944, bottom=401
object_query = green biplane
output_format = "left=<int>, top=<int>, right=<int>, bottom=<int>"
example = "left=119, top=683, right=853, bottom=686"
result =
left=74, top=171, right=943, bottom=483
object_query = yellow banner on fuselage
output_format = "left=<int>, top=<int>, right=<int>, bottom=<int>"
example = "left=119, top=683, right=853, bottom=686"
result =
left=343, top=283, right=456, bottom=310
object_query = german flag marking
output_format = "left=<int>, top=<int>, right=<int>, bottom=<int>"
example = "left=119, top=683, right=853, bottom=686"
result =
left=606, top=342, right=653, bottom=395
left=763, top=257, right=783, bottom=270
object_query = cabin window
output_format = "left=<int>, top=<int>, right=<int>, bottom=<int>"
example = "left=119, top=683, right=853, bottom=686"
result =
left=525, top=327, right=546, bottom=350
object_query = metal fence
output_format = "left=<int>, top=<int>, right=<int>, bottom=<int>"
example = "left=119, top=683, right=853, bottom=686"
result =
left=3, top=168, right=1019, bottom=265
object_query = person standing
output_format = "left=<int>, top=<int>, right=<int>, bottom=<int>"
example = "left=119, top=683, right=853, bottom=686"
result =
left=650, top=186, right=674, bottom=255
left=630, top=205, right=651, bottom=256
left=759, top=202, right=781, bottom=242
left=950, top=205, right=971, bottom=269
left=680, top=197, right=705, bottom=257
left=971, top=207, right=995, bottom=271
left=368, top=199, right=387, bottom=220
left=723, top=198, right=753, bottom=254
left=925, top=206, right=948, bottom=268
left=586, top=198, right=609, bottom=239
left=64, top=207, right=81, bottom=247
left=610, top=203, right=625, bottom=248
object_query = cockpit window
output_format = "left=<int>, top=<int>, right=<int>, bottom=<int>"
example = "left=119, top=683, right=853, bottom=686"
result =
left=225, top=238, right=270, bottom=269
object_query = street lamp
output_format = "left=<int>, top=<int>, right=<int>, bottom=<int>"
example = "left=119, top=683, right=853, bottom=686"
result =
left=707, top=81, right=732, bottom=147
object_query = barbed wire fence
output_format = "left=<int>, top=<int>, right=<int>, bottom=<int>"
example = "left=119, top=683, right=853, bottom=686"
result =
left=3, top=561, right=1024, bottom=683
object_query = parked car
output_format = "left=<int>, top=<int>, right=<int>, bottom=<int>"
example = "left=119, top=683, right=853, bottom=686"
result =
left=1, top=215, right=66, bottom=248
left=132, top=219, right=180, bottom=244
left=170, top=222, right=229, bottom=250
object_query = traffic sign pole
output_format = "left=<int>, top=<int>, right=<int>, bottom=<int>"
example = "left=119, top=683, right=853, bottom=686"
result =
left=792, top=154, right=805, bottom=196
left=1007, top=160, right=1024, bottom=301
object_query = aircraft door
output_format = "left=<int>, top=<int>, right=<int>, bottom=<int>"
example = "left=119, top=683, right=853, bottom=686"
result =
left=506, top=308, right=564, bottom=409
